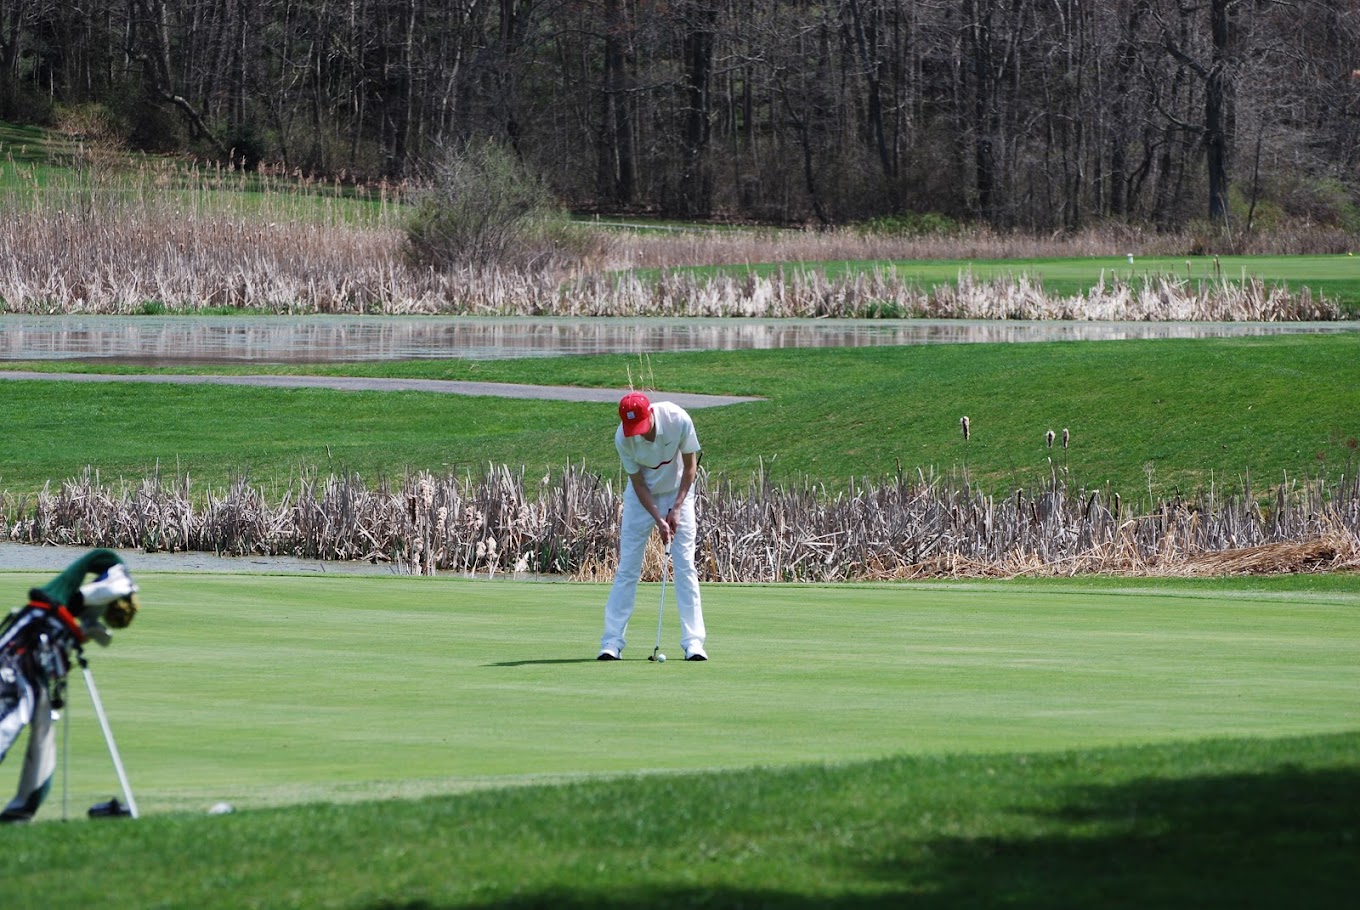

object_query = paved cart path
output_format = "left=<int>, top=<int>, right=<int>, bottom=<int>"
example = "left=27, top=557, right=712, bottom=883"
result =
left=0, top=370, right=761, bottom=409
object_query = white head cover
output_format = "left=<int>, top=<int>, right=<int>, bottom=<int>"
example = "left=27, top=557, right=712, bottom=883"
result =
left=79, top=563, right=138, bottom=608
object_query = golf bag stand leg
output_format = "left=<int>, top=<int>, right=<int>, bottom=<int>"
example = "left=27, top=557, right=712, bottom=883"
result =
left=78, top=654, right=139, bottom=819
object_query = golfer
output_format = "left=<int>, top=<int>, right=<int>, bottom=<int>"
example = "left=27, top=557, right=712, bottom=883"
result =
left=598, top=392, right=708, bottom=661
left=0, top=548, right=140, bottom=823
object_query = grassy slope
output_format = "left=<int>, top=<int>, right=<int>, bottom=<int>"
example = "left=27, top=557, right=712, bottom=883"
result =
left=0, top=571, right=1354, bottom=909
left=3, top=733, right=1355, bottom=909
left=0, top=121, right=395, bottom=229
left=3, top=334, right=1357, bottom=497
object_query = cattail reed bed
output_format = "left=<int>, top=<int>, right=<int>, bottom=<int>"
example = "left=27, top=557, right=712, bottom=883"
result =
left=3, top=466, right=1356, bottom=580
left=0, top=172, right=1350, bottom=318
left=0, top=213, right=1345, bottom=319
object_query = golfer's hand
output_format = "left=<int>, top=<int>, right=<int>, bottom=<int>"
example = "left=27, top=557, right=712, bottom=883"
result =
left=656, top=515, right=674, bottom=544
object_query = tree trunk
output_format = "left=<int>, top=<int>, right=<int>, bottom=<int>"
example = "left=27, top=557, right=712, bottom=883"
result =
left=1204, top=0, right=1233, bottom=222
left=966, top=0, right=997, bottom=220
left=846, top=0, right=892, bottom=178
left=596, top=0, right=635, bottom=206
left=678, top=0, right=718, bottom=216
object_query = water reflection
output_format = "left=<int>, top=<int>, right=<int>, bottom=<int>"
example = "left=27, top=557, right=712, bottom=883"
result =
left=0, top=315, right=1354, bottom=364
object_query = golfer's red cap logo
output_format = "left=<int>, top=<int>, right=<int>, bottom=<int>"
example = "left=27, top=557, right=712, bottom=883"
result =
left=619, top=392, right=653, bottom=437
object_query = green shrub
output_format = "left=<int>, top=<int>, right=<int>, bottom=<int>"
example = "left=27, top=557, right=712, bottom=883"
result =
left=223, top=119, right=269, bottom=172
left=855, top=210, right=961, bottom=237
left=404, top=140, right=601, bottom=271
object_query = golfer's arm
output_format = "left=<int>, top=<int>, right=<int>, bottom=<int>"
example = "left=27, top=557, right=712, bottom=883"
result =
left=629, top=472, right=666, bottom=525
left=670, top=452, right=699, bottom=516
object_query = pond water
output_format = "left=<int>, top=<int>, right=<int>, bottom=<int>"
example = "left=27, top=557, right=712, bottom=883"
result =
left=1, top=314, right=1355, bottom=364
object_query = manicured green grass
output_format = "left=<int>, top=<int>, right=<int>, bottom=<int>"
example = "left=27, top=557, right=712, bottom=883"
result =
left=3, top=571, right=1350, bottom=814
left=4, top=334, right=1358, bottom=498
left=0, top=571, right=1355, bottom=908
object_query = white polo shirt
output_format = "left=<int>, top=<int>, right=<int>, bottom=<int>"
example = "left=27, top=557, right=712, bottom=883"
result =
left=615, top=401, right=701, bottom=494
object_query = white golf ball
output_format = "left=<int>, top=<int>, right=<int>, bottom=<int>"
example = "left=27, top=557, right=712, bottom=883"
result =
left=208, top=801, right=235, bottom=815
left=657, top=653, right=666, bottom=662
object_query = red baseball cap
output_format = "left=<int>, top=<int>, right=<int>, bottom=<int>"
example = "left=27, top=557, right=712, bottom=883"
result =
left=619, top=392, right=653, bottom=437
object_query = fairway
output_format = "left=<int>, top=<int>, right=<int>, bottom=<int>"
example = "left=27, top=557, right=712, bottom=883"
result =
left=18, top=571, right=1357, bottom=818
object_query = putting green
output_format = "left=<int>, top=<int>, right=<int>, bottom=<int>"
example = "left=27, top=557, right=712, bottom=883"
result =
left=19, top=572, right=1357, bottom=816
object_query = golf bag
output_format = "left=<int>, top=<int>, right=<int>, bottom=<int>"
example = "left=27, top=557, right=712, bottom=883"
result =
left=0, top=596, right=80, bottom=821
left=0, top=550, right=139, bottom=823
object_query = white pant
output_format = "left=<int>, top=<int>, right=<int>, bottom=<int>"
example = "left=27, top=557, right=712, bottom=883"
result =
left=601, top=487, right=705, bottom=657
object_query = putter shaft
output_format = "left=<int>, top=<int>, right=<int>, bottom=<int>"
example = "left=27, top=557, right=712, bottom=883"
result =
left=652, top=548, right=671, bottom=661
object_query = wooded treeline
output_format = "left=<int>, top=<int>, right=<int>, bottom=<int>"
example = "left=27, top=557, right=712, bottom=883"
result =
left=2, top=0, right=1358, bottom=230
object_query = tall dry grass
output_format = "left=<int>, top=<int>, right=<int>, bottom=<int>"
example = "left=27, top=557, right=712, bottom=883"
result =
left=554, top=268, right=1342, bottom=321
left=0, top=159, right=1349, bottom=318
left=0, top=209, right=1340, bottom=319
left=607, top=221, right=1360, bottom=270
left=4, top=465, right=1356, bottom=580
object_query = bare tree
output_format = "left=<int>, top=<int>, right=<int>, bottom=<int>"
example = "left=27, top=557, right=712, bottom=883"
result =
left=0, top=0, right=1354, bottom=231
left=125, top=0, right=229, bottom=156
left=1141, top=0, right=1248, bottom=223
left=676, top=0, right=719, bottom=216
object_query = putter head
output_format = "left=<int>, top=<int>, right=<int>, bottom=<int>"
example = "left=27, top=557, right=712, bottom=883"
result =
left=88, top=798, right=133, bottom=819
left=648, top=649, right=659, bottom=662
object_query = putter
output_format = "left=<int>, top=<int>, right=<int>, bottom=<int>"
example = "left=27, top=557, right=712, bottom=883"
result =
left=79, top=655, right=139, bottom=819
left=647, top=547, right=672, bottom=662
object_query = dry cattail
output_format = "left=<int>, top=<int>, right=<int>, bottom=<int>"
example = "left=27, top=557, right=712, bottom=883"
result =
left=961, top=416, right=970, bottom=441
left=1046, top=429, right=1055, bottom=449
left=4, top=454, right=1352, bottom=584
left=1062, top=428, right=1070, bottom=449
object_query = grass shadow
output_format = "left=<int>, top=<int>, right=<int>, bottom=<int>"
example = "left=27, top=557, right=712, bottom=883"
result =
left=362, top=760, right=1358, bottom=909
left=869, top=761, right=1360, bottom=909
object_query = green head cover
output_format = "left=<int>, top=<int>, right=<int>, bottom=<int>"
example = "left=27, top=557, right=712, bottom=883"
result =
left=36, top=548, right=127, bottom=608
